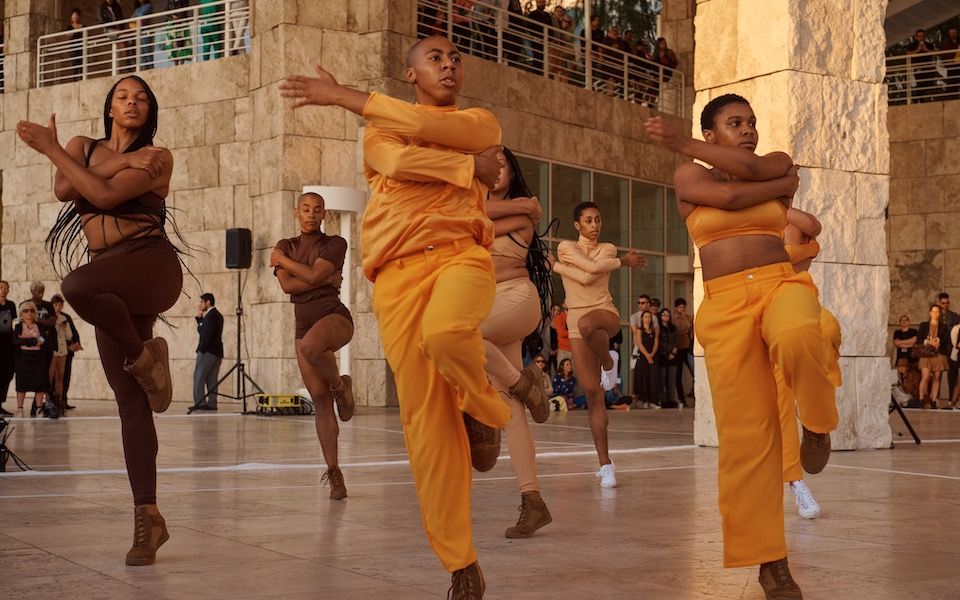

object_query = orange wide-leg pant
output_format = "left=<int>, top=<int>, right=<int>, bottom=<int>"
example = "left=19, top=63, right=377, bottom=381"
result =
left=372, top=240, right=512, bottom=572
left=779, top=307, right=843, bottom=482
left=697, top=263, right=839, bottom=567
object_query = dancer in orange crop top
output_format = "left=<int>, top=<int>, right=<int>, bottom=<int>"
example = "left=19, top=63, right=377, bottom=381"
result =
left=646, top=95, right=839, bottom=599
left=549, top=202, right=645, bottom=488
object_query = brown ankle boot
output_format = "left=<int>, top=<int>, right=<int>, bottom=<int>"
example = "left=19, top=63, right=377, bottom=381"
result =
left=758, top=557, right=802, bottom=599
left=448, top=561, right=485, bottom=600
left=123, top=338, right=172, bottom=413
left=331, top=375, right=355, bottom=422
left=322, top=465, right=347, bottom=500
left=125, top=504, right=170, bottom=566
left=509, top=364, right=549, bottom=424
left=463, top=413, right=500, bottom=472
left=799, top=426, right=830, bottom=475
left=505, top=491, right=553, bottom=538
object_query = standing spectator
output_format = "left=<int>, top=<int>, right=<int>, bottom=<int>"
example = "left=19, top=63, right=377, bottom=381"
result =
left=650, top=37, right=678, bottom=107
left=906, top=29, right=937, bottom=101
left=624, top=29, right=653, bottom=103
left=553, top=302, right=571, bottom=368
left=13, top=302, right=48, bottom=418
left=601, top=26, right=631, bottom=96
left=199, top=0, right=224, bottom=61
left=189, top=292, right=223, bottom=413
left=526, top=0, right=553, bottom=74
left=451, top=0, right=476, bottom=52
left=650, top=297, right=662, bottom=316
left=937, top=293, right=958, bottom=401
left=27, top=282, right=55, bottom=417
left=658, top=308, right=681, bottom=408
left=632, top=310, right=660, bottom=408
left=504, top=0, right=526, bottom=67
left=48, top=294, right=76, bottom=416
left=165, top=12, right=193, bottom=65
left=0, top=281, right=15, bottom=416
left=630, top=295, right=659, bottom=338
left=547, top=302, right=561, bottom=373
left=674, top=297, right=694, bottom=401
left=97, top=0, right=128, bottom=71
left=892, top=314, right=919, bottom=365
left=132, top=1, right=154, bottom=71
left=549, top=9, right=574, bottom=82
left=64, top=8, right=85, bottom=82
left=916, top=304, right=949, bottom=409
left=948, top=322, right=960, bottom=409
left=942, top=26, right=960, bottom=99
left=226, top=0, right=249, bottom=56
left=471, top=1, right=497, bottom=59
left=59, top=301, right=82, bottom=411
left=588, top=14, right=605, bottom=88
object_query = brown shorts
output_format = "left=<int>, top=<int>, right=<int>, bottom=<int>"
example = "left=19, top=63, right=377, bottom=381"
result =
left=294, top=297, right=352, bottom=339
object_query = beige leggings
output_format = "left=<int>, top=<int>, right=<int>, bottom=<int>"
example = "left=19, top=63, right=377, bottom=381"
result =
left=479, top=277, right=542, bottom=493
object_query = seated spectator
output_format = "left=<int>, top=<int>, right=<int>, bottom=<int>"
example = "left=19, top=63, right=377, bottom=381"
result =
left=892, top=314, right=918, bottom=365
left=604, top=384, right=631, bottom=410
left=551, top=357, right=576, bottom=411
left=533, top=355, right=553, bottom=397
left=892, top=358, right=921, bottom=408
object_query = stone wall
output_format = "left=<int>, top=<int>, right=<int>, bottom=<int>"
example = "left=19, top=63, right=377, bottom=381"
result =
left=0, top=0, right=687, bottom=406
left=887, top=100, right=960, bottom=329
left=691, top=0, right=891, bottom=450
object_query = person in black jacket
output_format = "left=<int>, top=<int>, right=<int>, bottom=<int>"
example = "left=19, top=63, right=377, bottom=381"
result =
left=190, top=292, right=223, bottom=412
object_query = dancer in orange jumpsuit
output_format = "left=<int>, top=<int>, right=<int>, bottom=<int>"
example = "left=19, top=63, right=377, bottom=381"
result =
left=646, top=95, right=838, bottom=599
left=281, top=36, right=510, bottom=599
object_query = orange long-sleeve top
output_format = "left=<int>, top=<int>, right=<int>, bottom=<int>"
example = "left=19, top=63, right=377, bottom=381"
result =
left=552, top=236, right=621, bottom=311
left=359, top=92, right=501, bottom=281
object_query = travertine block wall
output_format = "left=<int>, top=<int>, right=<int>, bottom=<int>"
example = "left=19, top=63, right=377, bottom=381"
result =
left=691, top=0, right=892, bottom=450
left=887, top=100, right=960, bottom=326
left=1, top=0, right=686, bottom=406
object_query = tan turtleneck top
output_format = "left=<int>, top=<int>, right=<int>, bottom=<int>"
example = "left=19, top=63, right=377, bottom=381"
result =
left=552, top=235, right=621, bottom=311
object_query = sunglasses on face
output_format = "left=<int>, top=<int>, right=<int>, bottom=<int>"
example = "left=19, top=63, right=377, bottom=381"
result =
left=22, top=309, right=36, bottom=313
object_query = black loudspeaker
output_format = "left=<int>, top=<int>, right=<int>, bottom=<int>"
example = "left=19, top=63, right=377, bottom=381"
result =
left=225, top=228, right=252, bottom=269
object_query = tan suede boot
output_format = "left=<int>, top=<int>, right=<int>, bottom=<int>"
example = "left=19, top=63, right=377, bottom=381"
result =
left=322, top=465, right=348, bottom=500
left=123, top=338, right=173, bottom=413
left=504, top=491, right=553, bottom=539
left=125, top=504, right=170, bottom=566
left=463, top=413, right=500, bottom=472
left=758, top=557, right=803, bottom=599
left=331, top=375, right=355, bottom=422
left=509, top=364, right=549, bottom=423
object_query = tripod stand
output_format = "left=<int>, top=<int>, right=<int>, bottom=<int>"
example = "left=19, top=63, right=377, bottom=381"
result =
left=0, top=416, right=30, bottom=471
left=206, top=269, right=263, bottom=413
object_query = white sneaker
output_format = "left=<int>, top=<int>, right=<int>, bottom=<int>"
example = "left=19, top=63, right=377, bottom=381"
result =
left=790, top=480, right=821, bottom=519
left=600, top=350, right=619, bottom=391
left=596, top=462, right=617, bottom=488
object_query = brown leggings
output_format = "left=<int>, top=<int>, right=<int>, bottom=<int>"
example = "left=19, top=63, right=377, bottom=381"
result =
left=61, top=237, right=182, bottom=505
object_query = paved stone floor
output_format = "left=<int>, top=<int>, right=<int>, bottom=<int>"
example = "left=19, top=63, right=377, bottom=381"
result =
left=1, top=400, right=958, bottom=599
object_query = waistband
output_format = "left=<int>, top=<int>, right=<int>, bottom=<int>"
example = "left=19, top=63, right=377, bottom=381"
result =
left=378, top=237, right=477, bottom=274
left=702, top=262, right=797, bottom=300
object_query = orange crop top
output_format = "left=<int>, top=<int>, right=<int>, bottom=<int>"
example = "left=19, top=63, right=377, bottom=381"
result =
left=785, top=239, right=820, bottom=266
left=686, top=200, right=787, bottom=248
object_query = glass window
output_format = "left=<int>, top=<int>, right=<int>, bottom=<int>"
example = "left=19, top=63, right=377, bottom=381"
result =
left=632, top=182, right=664, bottom=252
left=593, top=174, right=628, bottom=248
left=517, top=156, right=547, bottom=201
left=665, top=188, right=689, bottom=256
left=631, top=254, right=664, bottom=305
left=550, top=164, right=590, bottom=240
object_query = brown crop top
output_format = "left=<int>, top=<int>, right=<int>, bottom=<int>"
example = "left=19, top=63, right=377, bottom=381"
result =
left=785, top=239, right=820, bottom=266
left=686, top=199, right=787, bottom=248
left=73, top=140, right=165, bottom=217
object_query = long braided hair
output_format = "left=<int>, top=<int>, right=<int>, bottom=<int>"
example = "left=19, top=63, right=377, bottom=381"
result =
left=498, top=147, right=554, bottom=334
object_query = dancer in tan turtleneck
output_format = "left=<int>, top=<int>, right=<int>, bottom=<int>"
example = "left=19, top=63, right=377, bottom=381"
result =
left=550, top=202, right=645, bottom=488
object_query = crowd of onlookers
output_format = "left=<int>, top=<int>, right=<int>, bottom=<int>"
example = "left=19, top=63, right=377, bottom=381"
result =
left=524, top=293, right=693, bottom=412
left=0, top=281, right=82, bottom=420
left=901, top=26, right=960, bottom=101
left=891, top=292, right=960, bottom=409
left=417, top=1, right=679, bottom=106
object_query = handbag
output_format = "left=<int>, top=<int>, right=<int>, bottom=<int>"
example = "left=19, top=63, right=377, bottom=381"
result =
left=911, top=343, right=937, bottom=359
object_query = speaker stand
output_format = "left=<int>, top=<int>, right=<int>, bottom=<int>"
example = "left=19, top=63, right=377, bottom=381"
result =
left=206, top=270, right=263, bottom=413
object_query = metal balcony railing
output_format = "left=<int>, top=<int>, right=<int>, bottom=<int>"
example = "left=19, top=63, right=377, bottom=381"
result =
left=36, top=0, right=250, bottom=87
left=415, top=0, right=686, bottom=117
left=885, top=48, right=960, bottom=105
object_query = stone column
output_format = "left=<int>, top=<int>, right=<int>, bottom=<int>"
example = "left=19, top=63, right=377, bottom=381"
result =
left=245, top=0, right=398, bottom=406
left=691, top=0, right=891, bottom=450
